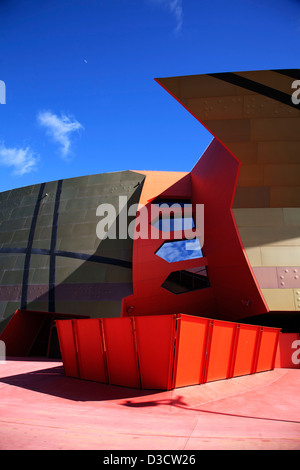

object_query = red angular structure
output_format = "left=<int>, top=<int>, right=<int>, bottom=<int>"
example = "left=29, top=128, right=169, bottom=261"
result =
left=56, top=314, right=280, bottom=390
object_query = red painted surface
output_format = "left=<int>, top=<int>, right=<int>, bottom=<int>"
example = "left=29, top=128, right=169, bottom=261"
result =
left=56, top=320, right=79, bottom=378
left=56, top=314, right=281, bottom=390
left=172, top=315, right=209, bottom=388
left=0, top=309, right=87, bottom=357
left=74, top=319, right=106, bottom=383
left=1, top=359, right=299, bottom=450
left=102, top=317, right=140, bottom=388
left=255, top=328, right=280, bottom=373
left=204, top=320, right=237, bottom=383
left=122, top=139, right=268, bottom=323
left=232, top=324, right=259, bottom=377
left=134, top=314, right=176, bottom=390
left=275, top=333, right=300, bottom=369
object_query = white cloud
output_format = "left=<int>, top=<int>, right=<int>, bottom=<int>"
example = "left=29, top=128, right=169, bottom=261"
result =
left=150, top=0, right=183, bottom=32
left=0, top=143, right=39, bottom=176
left=169, top=0, right=183, bottom=32
left=37, top=111, right=83, bottom=159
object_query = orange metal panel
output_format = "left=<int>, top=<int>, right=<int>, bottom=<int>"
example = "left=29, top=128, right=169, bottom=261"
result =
left=134, top=314, right=177, bottom=390
left=73, top=319, right=107, bottom=383
left=173, top=315, right=210, bottom=388
left=255, top=327, right=280, bottom=372
left=204, top=320, right=236, bottom=383
left=232, top=324, right=260, bottom=377
left=56, top=320, right=79, bottom=378
left=102, top=317, right=140, bottom=388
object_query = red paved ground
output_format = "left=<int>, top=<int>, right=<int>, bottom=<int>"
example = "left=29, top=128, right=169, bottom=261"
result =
left=0, top=358, right=299, bottom=450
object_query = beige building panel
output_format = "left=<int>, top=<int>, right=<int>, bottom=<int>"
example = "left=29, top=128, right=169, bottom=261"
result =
left=283, top=208, right=300, bottom=226
left=257, top=141, right=300, bottom=164
left=237, top=226, right=300, bottom=248
left=264, top=164, right=300, bottom=186
left=261, top=246, right=300, bottom=266
left=244, top=246, right=262, bottom=266
left=251, top=118, right=300, bottom=142
left=294, top=289, right=300, bottom=310
left=197, top=96, right=244, bottom=120
left=233, top=186, right=270, bottom=208
left=238, top=164, right=264, bottom=187
left=261, top=288, right=296, bottom=311
left=233, top=208, right=284, bottom=227
left=205, top=119, right=251, bottom=143
left=244, top=94, right=299, bottom=119
left=226, top=142, right=258, bottom=164
left=179, top=75, right=239, bottom=99
left=185, top=98, right=204, bottom=117
left=270, top=186, right=300, bottom=208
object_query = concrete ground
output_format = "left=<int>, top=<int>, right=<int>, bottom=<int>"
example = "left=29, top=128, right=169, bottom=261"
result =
left=0, top=358, right=299, bottom=450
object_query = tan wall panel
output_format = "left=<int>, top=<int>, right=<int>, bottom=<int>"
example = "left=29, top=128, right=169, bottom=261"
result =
left=238, top=226, right=300, bottom=247
left=180, top=75, right=238, bottom=98
left=238, top=164, right=264, bottom=186
left=244, top=95, right=299, bottom=118
left=261, top=246, right=300, bottom=266
left=226, top=142, right=258, bottom=164
left=187, top=96, right=244, bottom=121
left=264, top=164, right=300, bottom=186
left=261, top=288, right=296, bottom=311
left=251, top=118, right=300, bottom=141
left=232, top=208, right=284, bottom=227
left=244, top=247, right=262, bottom=266
left=233, top=186, right=270, bottom=208
left=283, top=208, right=300, bottom=226
left=294, top=289, right=300, bottom=311
left=205, top=119, right=251, bottom=142
left=270, top=186, right=300, bottom=208
left=257, top=141, right=300, bottom=164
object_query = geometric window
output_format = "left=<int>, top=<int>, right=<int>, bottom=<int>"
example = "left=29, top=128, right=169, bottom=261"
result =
left=161, top=266, right=210, bottom=294
left=151, top=216, right=195, bottom=232
left=155, top=238, right=203, bottom=263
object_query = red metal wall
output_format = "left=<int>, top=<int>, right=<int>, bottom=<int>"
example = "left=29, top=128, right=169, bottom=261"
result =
left=56, top=314, right=280, bottom=390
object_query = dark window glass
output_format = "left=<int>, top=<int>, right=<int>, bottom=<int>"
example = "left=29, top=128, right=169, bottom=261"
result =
left=161, top=266, right=210, bottom=294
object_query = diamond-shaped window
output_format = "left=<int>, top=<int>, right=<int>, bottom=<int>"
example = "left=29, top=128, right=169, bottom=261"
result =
left=155, top=238, right=203, bottom=263
left=161, top=266, right=210, bottom=294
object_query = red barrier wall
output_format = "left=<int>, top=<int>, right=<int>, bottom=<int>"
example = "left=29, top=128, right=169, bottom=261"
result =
left=56, top=320, right=79, bottom=378
left=56, top=314, right=281, bottom=390
left=232, top=324, right=259, bottom=377
left=74, top=319, right=106, bottom=382
left=134, top=315, right=177, bottom=390
left=102, top=317, right=140, bottom=388
left=173, top=316, right=210, bottom=388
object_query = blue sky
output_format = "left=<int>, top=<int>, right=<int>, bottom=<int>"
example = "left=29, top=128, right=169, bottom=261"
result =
left=0, top=0, right=299, bottom=192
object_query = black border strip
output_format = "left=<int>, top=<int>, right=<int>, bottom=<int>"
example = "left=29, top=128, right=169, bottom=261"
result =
left=0, top=247, right=132, bottom=269
left=273, top=69, right=300, bottom=80
left=20, top=183, right=46, bottom=309
left=209, top=72, right=300, bottom=109
left=48, top=180, right=63, bottom=312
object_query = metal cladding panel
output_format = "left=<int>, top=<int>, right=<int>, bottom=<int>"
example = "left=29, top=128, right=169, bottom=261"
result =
left=275, top=333, right=300, bottom=368
left=0, top=309, right=45, bottom=356
left=74, top=319, right=106, bottom=383
left=56, top=320, right=79, bottom=378
left=255, top=327, right=280, bottom=373
left=173, top=315, right=210, bottom=388
left=102, top=317, right=140, bottom=388
left=232, top=324, right=260, bottom=377
left=204, top=320, right=237, bottom=383
left=134, top=315, right=177, bottom=390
